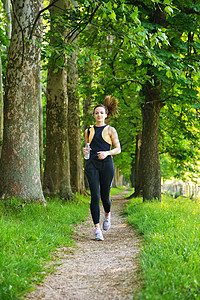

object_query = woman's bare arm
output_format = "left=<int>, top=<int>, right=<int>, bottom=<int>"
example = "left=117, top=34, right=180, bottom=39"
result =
left=83, top=129, right=90, bottom=157
left=109, top=126, right=121, bottom=155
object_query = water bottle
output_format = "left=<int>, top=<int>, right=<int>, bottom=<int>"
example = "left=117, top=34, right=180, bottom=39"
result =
left=84, top=143, right=90, bottom=160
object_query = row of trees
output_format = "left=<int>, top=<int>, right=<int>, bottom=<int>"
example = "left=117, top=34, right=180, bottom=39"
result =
left=0, top=0, right=200, bottom=203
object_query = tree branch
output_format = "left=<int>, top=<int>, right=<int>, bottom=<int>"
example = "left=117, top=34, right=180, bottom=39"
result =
left=110, top=39, right=124, bottom=77
left=29, top=0, right=60, bottom=40
left=67, top=3, right=102, bottom=42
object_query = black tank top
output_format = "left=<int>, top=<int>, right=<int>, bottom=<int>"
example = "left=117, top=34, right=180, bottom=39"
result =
left=89, top=125, right=111, bottom=160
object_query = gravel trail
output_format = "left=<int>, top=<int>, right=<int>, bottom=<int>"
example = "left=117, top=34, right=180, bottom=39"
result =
left=25, top=192, right=141, bottom=300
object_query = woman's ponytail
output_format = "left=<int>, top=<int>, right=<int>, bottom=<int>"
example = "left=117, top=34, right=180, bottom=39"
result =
left=104, top=95, right=118, bottom=118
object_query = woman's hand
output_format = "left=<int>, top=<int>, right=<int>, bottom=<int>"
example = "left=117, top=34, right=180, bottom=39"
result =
left=83, top=146, right=91, bottom=156
left=83, top=147, right=87, bottom=156
left=97, top=151, right=109, bottom=160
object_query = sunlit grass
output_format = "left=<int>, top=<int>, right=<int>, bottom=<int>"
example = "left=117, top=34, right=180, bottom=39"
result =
left=85, top=186, right=125, bottom=197
left=0, top=195, right=89, bottom=300
left=110, top=186, right=125, bottom=196
left=126, top=195, right=200, bottom=299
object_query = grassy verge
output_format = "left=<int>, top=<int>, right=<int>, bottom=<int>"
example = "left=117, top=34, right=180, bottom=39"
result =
left=85, top=186, right=125, bottom=197
left=110, top=186, right=126, bottom=196
left=0, top=195, right=89, bottom=300
left=125, top=195, right=200, bottom=300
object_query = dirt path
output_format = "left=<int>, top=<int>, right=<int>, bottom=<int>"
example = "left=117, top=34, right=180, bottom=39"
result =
left=25, top=192, right=141, bottom=300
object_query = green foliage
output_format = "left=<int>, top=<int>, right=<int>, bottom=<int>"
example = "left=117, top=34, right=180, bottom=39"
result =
left=1, top=0, right=200, bottom=185
left=0, top=1, right=9, bottom=86
left=0, top=2, right=9, bottom=49
left=33, top=0, right=200, bottom=184
left=126, top=195, right=200, bottom=299
left=160, top=104, right=200, bottom=181
left=77, top=1, right=150, bottom=179
left=77, top=0, right=200, bottom=183
left=41, top=10, right=77, bottom=71
left=0, top=195, right=89, bottom=299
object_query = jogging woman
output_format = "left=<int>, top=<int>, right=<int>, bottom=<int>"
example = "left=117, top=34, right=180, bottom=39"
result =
left=83, top=96, right=121, bottom=241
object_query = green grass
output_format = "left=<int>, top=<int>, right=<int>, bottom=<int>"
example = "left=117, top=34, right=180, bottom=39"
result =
left=110, top=186, right=125, bottom=196
left=85, top=186, right=125, bottom=197
left=126, top=195, right=200, bottom=300
left=0, top=195, right=89, bottom=300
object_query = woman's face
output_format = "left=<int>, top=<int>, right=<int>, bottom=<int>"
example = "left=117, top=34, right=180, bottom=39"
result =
left=93, top=107, right=107, bottom=123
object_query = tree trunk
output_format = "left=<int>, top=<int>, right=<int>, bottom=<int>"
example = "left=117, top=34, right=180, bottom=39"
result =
left=0, top=55, right=3, bottom=157
left=39, top=71, right=43, bottom=183
left=67, top=0, right=85, bottom=194
left=112, top=168, right=118, bottom=188
left=0, top=0, right=45, bottom=203
left=1, top=0, right=12, bottom=157
left=140, top=70, right=162, bottom=201
left=130, top=155, right=135, bottom=188
left=43, top=0, right=73, bottom=199
left=134, top=131, right=143, bottom=196
left=128, top=131, right=143, bottom=199
left=82, top=56, right=95, bottom=190
left=83, top=55, right=95, bottom=130
left=112, top=167, right=121, bottom=188
left=140, top=5, right=166, bottom=202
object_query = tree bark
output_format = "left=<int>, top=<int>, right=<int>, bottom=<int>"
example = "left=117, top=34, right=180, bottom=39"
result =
left=128, top=131, right=143, bottom=199
left=43, top=0, right=73, bottom=199
left=0, top=55, right=3, bottom=157
left=82, top=55, right=95, bottom=190
left=134, top=131, right=143, bottom=196
left=129, top=164, right=134, bottom=188
left=82, top=56, right=95, bottom=130
left=141, top=70, right=162, bottom=201
left=1, top=0, right=12, bottom=157
left=112, top=167, right=122, bottom=188
left=139, top=4, right=166, bottom=202
left=67, top=1, right=85, bottom=194
left=0, top=0, right=45, bottom=203
left=39, top=71, right=43, bottom=183
left=112, top=168, right=118, bottom=188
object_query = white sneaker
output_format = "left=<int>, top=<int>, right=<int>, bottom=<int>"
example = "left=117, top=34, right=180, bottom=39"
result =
left=95, top=228, right=104, bottom=241
left=103, top=214, right=111, bottom=231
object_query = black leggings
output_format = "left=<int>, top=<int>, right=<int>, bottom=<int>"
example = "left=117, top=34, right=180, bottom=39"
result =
left=85, top=156, right=114, bottom=224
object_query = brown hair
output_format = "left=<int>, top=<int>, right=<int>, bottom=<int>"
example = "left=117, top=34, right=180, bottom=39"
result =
left=93, top=95, right=118, bottom=118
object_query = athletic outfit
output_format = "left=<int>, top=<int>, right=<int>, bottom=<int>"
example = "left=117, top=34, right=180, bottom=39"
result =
left=85, top=125, right=114, bottom=225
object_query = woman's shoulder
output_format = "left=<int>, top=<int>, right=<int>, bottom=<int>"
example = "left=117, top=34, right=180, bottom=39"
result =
left=107, top=125, right=117, bottom=135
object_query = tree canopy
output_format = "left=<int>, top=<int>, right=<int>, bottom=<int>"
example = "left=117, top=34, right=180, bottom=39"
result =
left=0, top=0, right=200, bottom=201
